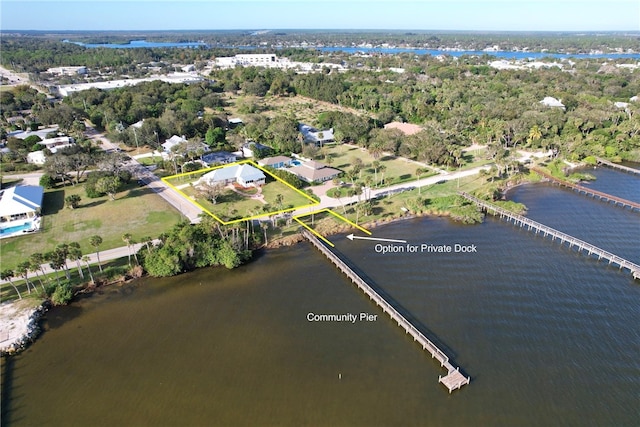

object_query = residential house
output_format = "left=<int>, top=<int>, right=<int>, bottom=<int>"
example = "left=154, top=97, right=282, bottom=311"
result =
left=241, top=141, right=272, bottom=158
left=202, top=151, right=237, bottom=165
left=540, top=97, right=565, bottom=109
left=258, top=156, right=293, bottom=169
left=0, top=185, right=44, bottom=224
left=38, top=136, right=75, bottom=153
left=289, top=160, right=341, bottom=183
left=27, top=151, right=47, bottom=165
left=162, top=135, right=188, bottom=153
left=198, top=164, right=266, bottom=188
left=299, top=124, right=335, bottom=146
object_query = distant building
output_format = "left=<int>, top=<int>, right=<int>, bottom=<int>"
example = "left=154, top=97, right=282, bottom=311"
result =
left=38, top=136, right=75, bottom=153
left=383, top=122, right=423, bottom=135
left=299, top=124, right=335, bottom=146
left=56, top=73, right=204, bottom=97
left=540, top=97, right=565, bottom=109
left=289, top=160, right=341, bottom=183
left=46, top=66, right=87, bottom=76
left=162, top=135, right=188, bottom=153
left=27, top=151, right=47, bottom=165
left=198, top=164, right=266, bottom=188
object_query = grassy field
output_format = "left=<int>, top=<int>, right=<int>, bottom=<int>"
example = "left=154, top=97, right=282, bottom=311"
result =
left=324, top=144, right=438, bottom=187
left=331, top=172, right=491, bottom=226
left=0, top=181, right=184, bottom=270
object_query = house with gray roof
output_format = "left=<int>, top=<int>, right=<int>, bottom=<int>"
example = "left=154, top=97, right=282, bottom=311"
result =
left=202, top=151, right=237, bottom=165
left=289, top=160, right=341, bottom=183
left=198, top=164, right=266, bottom=188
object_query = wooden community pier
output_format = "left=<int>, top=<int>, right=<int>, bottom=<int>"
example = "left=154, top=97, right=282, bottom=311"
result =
left=302, top=229, right=470, bottom=393
left=531, top=167, right=640, bottom=212
left=459, top=192, right=640, bottom=280
left=596, top=157, right=640, bottom=176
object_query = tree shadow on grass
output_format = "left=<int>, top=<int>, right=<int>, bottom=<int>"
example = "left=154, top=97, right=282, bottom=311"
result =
left=80, top=200, right=106, bottom=209
left=42, top=189, right=65, bottom=215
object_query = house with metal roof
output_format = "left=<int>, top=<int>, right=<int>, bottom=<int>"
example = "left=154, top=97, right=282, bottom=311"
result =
left=198, top=164, right=266, bottom=188
left=0, top=186, right=44, bottom=238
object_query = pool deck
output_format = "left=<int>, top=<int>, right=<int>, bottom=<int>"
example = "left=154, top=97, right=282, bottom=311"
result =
left=0, top=217, right=41, bottom=239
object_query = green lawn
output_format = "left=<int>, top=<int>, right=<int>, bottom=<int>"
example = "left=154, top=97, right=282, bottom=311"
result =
left=325, top=144, right=437, bottom=187
left=0, top=182, right=183, bottom=270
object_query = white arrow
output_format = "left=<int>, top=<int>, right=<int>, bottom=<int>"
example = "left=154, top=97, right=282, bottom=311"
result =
left=346, top=234, right=407, bottom=243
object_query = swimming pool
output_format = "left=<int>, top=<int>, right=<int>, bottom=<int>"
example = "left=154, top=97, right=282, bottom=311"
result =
left=291, top=160, right=302, bottom=166
left=0, top=221, right=34, bottom=237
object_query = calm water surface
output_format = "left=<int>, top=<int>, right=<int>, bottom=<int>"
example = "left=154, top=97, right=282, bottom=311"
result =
left=2, top=167, right=639, bottom=426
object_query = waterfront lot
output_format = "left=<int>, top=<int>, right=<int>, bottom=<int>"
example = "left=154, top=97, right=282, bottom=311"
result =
left=0, top=182, right=183, bottom=270
left=164, top=166, right=318, bottom=223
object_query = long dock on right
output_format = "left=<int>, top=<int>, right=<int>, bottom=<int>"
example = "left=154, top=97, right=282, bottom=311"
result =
left=531, top=167, right=640, bottom=212
left=459, top=192, right=640, bottom=280
left=596, top=157, right=640, bottom=175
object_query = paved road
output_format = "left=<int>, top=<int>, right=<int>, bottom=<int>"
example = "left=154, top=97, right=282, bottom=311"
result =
left=85, top=127, right=204, bottom=223
left=291, top=165, right=491, bottom=217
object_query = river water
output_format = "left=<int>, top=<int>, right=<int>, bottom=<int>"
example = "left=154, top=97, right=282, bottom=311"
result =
left=2, top=166, right=639, bottom=426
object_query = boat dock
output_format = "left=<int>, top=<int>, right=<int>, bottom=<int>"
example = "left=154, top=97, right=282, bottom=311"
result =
left=302, top=230, right=470, bottom=393
left=531, top=167, right=640, bottom=212
left=596, top=157, right=640, bottom=175
left=459, top=192, right=640, bottom=280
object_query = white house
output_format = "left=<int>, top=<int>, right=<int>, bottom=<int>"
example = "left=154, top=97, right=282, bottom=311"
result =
left=38, top=136, right=75, bottom=153
left=27, top=151, right=47, bottom=165
left=198, top=164, right=266, bottom=188
left=162, top=135, right=188, bottom=153
left=299, top=124, right=335, bottom=146
left=540, top=97, right=565, bottom=109
left=0, top=185, right=44, bottom=225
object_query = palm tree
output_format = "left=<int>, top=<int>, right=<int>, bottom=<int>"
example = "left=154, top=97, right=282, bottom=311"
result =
left=30, top=252, right=48, bottom=282
left=1, top=269, right=22, bottom=300
left=16, top=261, right=36, bottom=294
left=372, top=160, right=381, bottom=186
left=378, top=164, right=387, bottom=187
left=55, top=243, right=71, bottom=280
left=122, top=233, right=133, bottom=265
left=82, top=255, right=95, bottom=285
left=68, top=242, right=84, bottom=280
left=27, top=257, right=45, bottom=291
left=416, top=167, right=428, bottom=194
left=89, top=235, right=103, bottom=272
left=140, top=236, right=153, bottom=252
left=260, top=221, right=269, bottom=246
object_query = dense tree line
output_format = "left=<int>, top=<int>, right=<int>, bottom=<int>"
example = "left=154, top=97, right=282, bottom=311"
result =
left=140, top=220, right=254, bottom=277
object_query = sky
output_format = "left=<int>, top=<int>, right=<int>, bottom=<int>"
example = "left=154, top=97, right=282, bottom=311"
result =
left=1, top=0, right=639, bottom=32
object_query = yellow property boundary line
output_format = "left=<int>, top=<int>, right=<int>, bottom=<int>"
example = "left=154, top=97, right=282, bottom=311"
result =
left=293, top=208, right=371, bottom=247
left=161, top=159, right=320, bottom=225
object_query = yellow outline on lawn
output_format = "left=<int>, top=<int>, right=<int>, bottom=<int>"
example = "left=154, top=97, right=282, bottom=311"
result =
left=162, top=159, right=320, bottom=225
left=293, top=208, right=371, bottom=247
